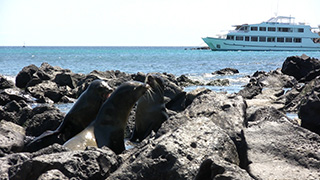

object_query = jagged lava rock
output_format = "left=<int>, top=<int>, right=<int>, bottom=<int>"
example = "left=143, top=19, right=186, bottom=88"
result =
left=0, top=145, right=121, bottom=179
left=245, top=107, right=320, bottom=179
left=281, top=54, right=320, bottom=81
left=15, top=64, right=39, bottom=88
left=108, top=116, right=251, bottom=180
left=298, top=88, right=320, bottom=135
left=212, top=68, right=239, bottom=75
left=0, top=121, right=25, bottom=156
left=284, top=76, right=320, bottom=112
left=0, top=75, right=15, bottom=89
left=23, top=104, right=65, bottom=137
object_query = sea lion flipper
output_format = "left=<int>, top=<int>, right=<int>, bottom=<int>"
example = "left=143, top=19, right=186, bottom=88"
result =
left=24, top=130, right=63, bottom=152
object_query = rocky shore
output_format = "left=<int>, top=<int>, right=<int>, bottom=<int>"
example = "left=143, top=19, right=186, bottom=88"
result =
left=1, top=55, right=320, bottom=179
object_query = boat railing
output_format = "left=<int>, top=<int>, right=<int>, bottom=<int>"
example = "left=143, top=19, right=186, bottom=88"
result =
left=229, top=30, right=250, bottom=33
left=266, top=16, right=296, bottom=25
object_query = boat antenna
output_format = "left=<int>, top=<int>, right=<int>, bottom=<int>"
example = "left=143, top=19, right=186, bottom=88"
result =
left=275, top=0, right=279, bottom=17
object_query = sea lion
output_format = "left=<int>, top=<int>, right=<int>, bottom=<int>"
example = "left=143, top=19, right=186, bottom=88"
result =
left=63, top=81, right=149, bottom=154
left=24, top=79, right=113, bottom=152
left=130, top=74, right=168, bottom=142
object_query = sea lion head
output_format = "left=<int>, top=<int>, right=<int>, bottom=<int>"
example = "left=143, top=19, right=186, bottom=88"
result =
left=89, top=79, right=113, bottom=101
left=111, top=81, right=150, bottom=105
left=145, top=74, right=165, bottom=94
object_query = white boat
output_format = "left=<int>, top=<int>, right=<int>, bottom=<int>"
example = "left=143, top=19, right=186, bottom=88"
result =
left=202, top=16, right=320, bottom=51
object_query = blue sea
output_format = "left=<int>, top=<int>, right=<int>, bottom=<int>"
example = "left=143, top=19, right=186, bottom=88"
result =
left=1, top=46, right=320, bottom=95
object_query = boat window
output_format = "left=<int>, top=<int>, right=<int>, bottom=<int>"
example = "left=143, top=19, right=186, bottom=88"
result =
left=251, top=27, right=258, bottom=31
left=251, top=36, right=258, bottom=41
left=267, top=37, right=275, bottom=42
left=245, top=36, right=250, bottom=41
left=227, top=35, right=234, bottom=40
left=278, top=27, right=292, bottom=32
left=293, top=38, right=302, bottom=43
left=239, top=26, right=249, bottom=31
left=313, top=38, right=320, bottom=43
left=259, top=27, right=266, bottom=31
left=298, top=28, right=304, bottom=33
left=259, top=37, right=266, bottom=42
left=268, top=27, right=276, bottom=32
left=236, top=36, right=244, bottom=41
left=277, top=37, right=285, bottom=42
left=285, top=38, right=292, bottom=42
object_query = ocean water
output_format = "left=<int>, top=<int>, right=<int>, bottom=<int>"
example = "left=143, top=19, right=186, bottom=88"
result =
left=1, top=46, right=320, bottom=94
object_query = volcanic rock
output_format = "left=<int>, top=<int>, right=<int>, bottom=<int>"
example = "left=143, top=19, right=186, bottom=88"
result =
left=212, top=68, right=239, bottom=75
left=245, top=107, right=320, bottom=179
left=281, top=54, right=320, bottom=81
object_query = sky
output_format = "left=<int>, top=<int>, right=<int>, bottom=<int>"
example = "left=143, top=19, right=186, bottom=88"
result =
left=0, top=0, right=319, bottom=46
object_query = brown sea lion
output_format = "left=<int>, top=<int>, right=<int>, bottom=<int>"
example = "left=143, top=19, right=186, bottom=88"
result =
left=130, top=74, right=168, bottom=142
left=24, top=79, right=113, bottom=152
left=63, top=81, right=149, bottom=154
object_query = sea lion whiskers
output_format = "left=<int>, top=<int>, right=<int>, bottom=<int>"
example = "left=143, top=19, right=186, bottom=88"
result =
left=155, top=82, right=164, bottom=94
left=145, top=88, right=155, bottom=101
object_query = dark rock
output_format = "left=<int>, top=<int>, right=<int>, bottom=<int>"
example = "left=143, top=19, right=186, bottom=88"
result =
left=0, top=106, right=17, bottom=123
left=238, top=69, right=296, bottom=108
left=184, top=92, right=246, bottom=136
left=238, top=78, right=262, bottom=99
left=281, top=54, right=320, bottom=81
left=0, top=152, right=31, bottom=179
left=26, top=81, right=72, bottom=103
left=59, top=95, right=76, bottom=103
left=298, top=90, right=320, bottom=135
left=53, top=73, right=77, bottom=89
left=258, top=69, right=297, bottom=88
left=105, top=70, right=132, bottom=88
left=16, top=63, right=86, bottom=102
left=284, top=77, right=320, bottom=112
left=299, top=68, right=320, bottom=83
left=0, top=75, right=14, bottom=89
left=0, top=121, right=25, bottom=156
left=245, top=87, right=285, bottom=110
left=0, top=146, right=121, bottom=180
left=165, top=92, right=186, bottom=112
left=15, top=64, right=39, bottom=88
left=4, top=100, right=22, bottom=112
left=37, top=169, right=69, bottom=180
left=189, top=46, right=210, bottom=50
left=245, top=107, right=320, bottom=179
left=34, top=69, right=52, bottom=81
left=30, top=143, right=69, bottom=158
left=176, top=75, right=202, bottom=87
left=212, top=68, right=239, bottom=75
left=23, top=104, right=64, bottom=137
left=109, top=116, right=247, bottom=180
left=185, top=88, right=211, bottom=107
left=0, top=88, right=34, bottom=106
left=206, top=79, right=229, bottom=86
left=183, top=91, right=248, bottom=169
left=194, top=158, right=253, bottom=180
left=131, top=72, right=146, bottom=82
left=39, top=62, right=72, bottom=75
left=76, top=70, right=129, bottom=96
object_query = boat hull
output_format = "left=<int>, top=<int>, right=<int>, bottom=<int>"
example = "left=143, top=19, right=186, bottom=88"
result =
left=202, top=37, right=320, bottom=51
